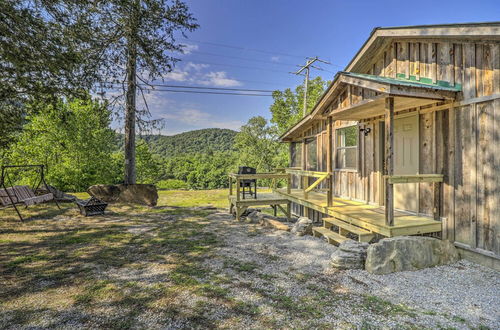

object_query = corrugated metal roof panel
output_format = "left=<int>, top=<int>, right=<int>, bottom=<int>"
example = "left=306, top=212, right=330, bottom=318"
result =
left=339, top=72, right=462, bottom=92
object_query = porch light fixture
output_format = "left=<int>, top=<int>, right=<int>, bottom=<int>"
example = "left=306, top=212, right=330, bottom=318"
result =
left=360, top=127, right=371, bottom=136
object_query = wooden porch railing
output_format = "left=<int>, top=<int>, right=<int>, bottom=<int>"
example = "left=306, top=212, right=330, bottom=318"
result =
left=384, top=174, right=444, bottom=221
left=228, top=172, right=290, bottom=202
left=285, top=168, right=331, bottom=204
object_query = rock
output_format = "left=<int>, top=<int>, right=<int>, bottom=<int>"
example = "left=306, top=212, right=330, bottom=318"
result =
left=331, top=240, right=369, bottom=269
left=365, top=236, right=460, bottom=275
left=87, top=184, right=158, bottom=206
left=290, top=217, right=313, bottom=236
left=243, top=208, right=261, bottom=216
left=247, top=211, right=264, bottom=224
left=259, top=218, right=291, bottom=231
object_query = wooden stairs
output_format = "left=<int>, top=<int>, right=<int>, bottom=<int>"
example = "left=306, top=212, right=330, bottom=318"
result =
left=312, top=217, right=375, bottom=246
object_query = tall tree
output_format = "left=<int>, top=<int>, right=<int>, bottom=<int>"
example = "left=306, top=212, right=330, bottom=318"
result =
left=0, top=1, right=98, bottom=103
left=1, top=0, right=198, bottom=184
left=87, top=0, right=198, bottom=184
left=234, top=116, right=286, bottom=173
left=270, top=76, right=329, bottom=135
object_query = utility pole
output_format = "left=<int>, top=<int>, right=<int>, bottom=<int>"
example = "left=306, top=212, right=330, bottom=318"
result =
left=292, top=57, right=331, bottom=117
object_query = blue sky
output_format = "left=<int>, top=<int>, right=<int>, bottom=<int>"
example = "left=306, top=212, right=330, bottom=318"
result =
left=139, top=0, right=499, bottom=135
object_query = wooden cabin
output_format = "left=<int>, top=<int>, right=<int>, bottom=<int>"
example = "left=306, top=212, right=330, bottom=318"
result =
left=271, top=22, right=499, bottom=269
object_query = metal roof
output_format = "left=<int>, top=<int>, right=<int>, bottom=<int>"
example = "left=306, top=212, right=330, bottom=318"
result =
left=339, top=72, right=462, bottom=92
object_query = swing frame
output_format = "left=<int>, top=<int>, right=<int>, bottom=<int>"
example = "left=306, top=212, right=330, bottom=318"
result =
left=0, top=165, right=61, bottom=221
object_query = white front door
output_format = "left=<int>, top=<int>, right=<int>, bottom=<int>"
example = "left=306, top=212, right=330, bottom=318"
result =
left=393, top=114, right=419, bottom=213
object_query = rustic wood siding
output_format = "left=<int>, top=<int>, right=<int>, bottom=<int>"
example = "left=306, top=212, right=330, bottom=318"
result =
left=290, top=37, right=500, bottom=257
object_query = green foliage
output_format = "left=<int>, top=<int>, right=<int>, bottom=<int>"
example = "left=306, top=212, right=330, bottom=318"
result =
left=0, top=101, right=25, bottom=150
left=163, top=151, right=237, bottom=190
left=141, top=128, right=237, bottom=158
left=135, top=140, right=162, bottom=184
left=270, top=76, right=329, bottom=134
left=234, top=116, right=287, bottom=174
left=156, top=179, right=188, bottom=190
left=4, top=98, right=121, bottom=192
left=0, top=1, right=98, bottom=104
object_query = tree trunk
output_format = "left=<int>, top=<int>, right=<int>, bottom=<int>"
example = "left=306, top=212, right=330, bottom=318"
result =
left=124, top=33, right=137, bottom=184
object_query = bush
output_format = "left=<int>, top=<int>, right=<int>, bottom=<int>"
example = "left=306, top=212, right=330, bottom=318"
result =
left=156, top=179, right=188, bottom=190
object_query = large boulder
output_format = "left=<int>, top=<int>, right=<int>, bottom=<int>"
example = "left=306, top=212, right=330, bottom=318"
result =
left=365, top=236, right=460, bottom=275
left=290, top=217, right=313, bottom=236
left=87, top=184, right=158, bottom=206
left=331, top=240, right=369, bottom=269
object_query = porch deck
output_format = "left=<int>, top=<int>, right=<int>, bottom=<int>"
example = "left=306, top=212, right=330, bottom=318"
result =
left=228, top=192, right=291, bottom=221
left=274, top=188, right=442, bottom=237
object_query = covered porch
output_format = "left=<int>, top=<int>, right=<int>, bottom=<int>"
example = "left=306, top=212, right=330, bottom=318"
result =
left=276, top=72, right=460, bottom=244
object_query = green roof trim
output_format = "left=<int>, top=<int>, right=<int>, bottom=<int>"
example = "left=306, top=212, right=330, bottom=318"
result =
left=340, top=71, right=462, bottom=92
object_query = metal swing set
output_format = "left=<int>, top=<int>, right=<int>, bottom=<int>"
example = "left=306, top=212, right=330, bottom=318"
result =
left=0, top=165, right=60, bottom=221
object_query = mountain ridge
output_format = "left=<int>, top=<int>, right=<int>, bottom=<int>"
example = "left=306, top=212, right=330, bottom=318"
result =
left=140, top=128, right=238, bottom=158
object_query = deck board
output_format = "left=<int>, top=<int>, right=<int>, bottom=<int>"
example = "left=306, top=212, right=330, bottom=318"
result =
left=275, top=189, right=441, bottom=237
left=228, top=193, right=290, bottom=207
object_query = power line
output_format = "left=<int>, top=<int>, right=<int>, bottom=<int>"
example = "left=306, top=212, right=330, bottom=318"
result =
left=106, top=86, right=272, bottom=96
left=187, top=50, right=298, bottom=67
left=181, top=39, right=345, bottom=69
left=139, top=83, right=276, bottom=93
left=182, top=38, right=307, bottom=59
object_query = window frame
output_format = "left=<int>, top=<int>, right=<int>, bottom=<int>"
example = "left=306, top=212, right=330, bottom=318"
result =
left=335, top=125, right=359, bottom=171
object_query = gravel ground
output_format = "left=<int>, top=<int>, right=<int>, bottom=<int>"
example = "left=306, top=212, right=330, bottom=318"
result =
left=203, top=211, right=500, bottom=329
left=339, top=260, right=500, bottom=328
left=1, top=205, right=499, bottom=329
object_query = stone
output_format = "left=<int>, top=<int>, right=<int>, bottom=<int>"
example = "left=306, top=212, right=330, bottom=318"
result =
left=290, top=217, right=313, bottom=236
left=365, top=236, right=460, bottom=275
left=259, top=218, right=291, bottom=231
left=247, top=211, right=264, bottom=224
left=87, top=184, right=158, bottom=206
left=330, top=240, right=369, bottom=270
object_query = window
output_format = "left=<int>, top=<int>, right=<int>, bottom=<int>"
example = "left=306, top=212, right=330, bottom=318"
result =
left=290, top=142, right=302, bottom=167
left=306, top=138, right=317, bottom=171
left=336, top=125, right=358, bottom=169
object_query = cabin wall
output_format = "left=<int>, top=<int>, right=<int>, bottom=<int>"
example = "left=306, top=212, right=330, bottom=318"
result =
left=360, top=39, right=500, bottom=256
left=289, top=37, right=499, bottom=257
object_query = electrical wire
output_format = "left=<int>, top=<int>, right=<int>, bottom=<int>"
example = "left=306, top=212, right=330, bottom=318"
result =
left=181, top=38, right=308, bottom=59
left=186, top=50, right=299, bottom=67
left=138, top=83, right=276, bottom=93
left=105, top=86, right=272, bottom=96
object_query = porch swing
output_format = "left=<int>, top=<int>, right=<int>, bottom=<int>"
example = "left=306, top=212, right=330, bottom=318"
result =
left=0, top=165, right=60, bottom=221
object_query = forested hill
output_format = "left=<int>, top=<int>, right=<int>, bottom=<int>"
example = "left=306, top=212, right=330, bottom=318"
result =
left=141, top=128, right=238, bottom=158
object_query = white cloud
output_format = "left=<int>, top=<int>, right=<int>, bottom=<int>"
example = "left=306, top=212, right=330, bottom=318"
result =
left=180, top=43, right=199, bottom=55
left=160, top=107, right=243, bottom=133
left=163, top=62, right=242, bottom=87
left=184, top=62, right=210, bottom=71
left=271, top=56, right=280, bottom=62
left=199, top=71, right=242, bottom=87
left=164, top=69, right=190, bottom=82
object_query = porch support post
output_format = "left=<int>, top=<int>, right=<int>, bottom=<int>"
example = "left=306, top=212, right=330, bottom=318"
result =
left=301, top=136, right=307, bottom=191
left=384, top=96, right=395, bottom=226
left=326, top=117, right=333, bottom=207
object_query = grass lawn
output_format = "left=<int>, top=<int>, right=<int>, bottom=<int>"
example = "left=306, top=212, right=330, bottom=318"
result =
left=0, top=189, right=495, bottom=329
